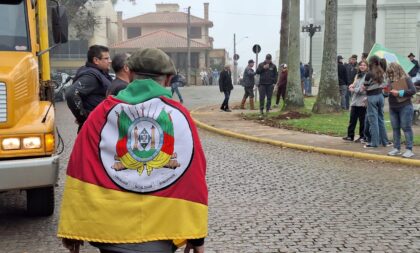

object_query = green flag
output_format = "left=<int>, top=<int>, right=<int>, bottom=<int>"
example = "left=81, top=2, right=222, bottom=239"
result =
left=368, top=43, right=415, bottom=73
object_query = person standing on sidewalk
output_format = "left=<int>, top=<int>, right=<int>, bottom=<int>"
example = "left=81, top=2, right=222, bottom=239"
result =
left=256, top=54, right=278, bottom=116
left=345, top=54, right=358, bottom=110
left=343, top=60, right=368, bottom=142
left=363, top=56, right=390, bottom=148
left=274, top=64, right=288, bottom=108
left=240, top=59, right=256, bottom=110
left=385, top=62, right=416, bottom=158
left=337, top=55, right=349, bottom=110
left=219, top=65, right=233, bottom=112
left=303, top=63, right=312, bottom=96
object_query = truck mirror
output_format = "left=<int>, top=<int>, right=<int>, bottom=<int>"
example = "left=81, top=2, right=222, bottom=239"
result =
left=52, top=5, right=68, bottom=44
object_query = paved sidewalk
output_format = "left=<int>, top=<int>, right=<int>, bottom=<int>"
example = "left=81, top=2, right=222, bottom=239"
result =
left=192, top=103, right=420, bottom=166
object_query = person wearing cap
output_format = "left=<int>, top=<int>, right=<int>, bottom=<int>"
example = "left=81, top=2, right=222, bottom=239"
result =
left=240, top=59, right=256, bottom=110
left=274, top=64, right=288, bottom=107
left=256, top=53, right=278, bottom=116
left=344, top=54, right=358, bottom=110
left=337, top=55, right=349, bottom=110
left=408, top=52, right=420, bottom=78
left=106, top=53, right=131, bottom=96
left=59, top=48, right=208, bottom=253
left=219, top=64, right=234, bottom=112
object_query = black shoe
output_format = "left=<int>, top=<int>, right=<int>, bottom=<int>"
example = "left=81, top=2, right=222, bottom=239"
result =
left=342, top=136, right=354, bottom=141
left=364, top=144, right=377, bottom=148
left=354, top=137, right=363, bottom=143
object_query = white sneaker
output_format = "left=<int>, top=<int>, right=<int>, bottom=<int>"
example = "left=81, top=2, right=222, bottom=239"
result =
left=388, top=148, right=401, bottom=156
left=402, top=149, right=415, bottom=158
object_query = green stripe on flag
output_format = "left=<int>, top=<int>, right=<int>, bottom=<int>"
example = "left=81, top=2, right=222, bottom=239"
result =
left=368, top=43, right=415, bottom=73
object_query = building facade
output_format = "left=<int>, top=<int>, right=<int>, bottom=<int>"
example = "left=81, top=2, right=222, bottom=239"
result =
left=301, top=0, right=420, bottom=79
left=112, top=3, right=216, bottom=84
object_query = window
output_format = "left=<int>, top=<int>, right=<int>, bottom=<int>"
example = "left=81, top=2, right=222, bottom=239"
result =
left=127, top=27, right=141, bottom=39
left=0, top=0, right=30, bottom=51
left=190, top=27, right=202, bottom=39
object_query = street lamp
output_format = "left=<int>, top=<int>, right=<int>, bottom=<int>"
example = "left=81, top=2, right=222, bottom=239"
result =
left=301, top=19, right=321, bottom=94
left=233, top=34, right=248, bottom=86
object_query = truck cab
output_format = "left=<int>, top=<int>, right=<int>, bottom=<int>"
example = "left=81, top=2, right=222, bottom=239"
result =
left=0, top=0, right=67, bottom=216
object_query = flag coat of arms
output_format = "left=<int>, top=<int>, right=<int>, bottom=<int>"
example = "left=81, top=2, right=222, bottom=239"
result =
left=58, top=79, right=208, bottom=246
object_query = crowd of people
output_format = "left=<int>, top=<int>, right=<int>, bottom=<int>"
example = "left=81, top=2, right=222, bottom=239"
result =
left=342, top=52, right=418, bottom=158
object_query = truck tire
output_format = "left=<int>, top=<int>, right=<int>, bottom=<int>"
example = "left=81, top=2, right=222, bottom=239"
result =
left=26, top=186, right=55, bottom=216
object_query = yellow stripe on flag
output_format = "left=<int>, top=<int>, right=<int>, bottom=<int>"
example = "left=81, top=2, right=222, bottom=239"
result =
left=58, top=176, right=208, bottom=243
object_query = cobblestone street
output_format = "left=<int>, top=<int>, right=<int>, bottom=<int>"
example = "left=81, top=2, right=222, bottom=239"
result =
left=0, top=86, right=419, bottom=252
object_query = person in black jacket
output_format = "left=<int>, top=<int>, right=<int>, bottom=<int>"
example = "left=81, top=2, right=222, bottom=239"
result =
left=240, top=59, right=256, bottom=110
left=256, top=54, right=278, bottom=116
left=66, top=45, right=113, bottom=133
left=106, top=53, right=131, bottom=96
left=408, top=53, right=420, bottom=78
left=344, top=54, right=358, bottom=109
left=219, top=65, right=234, bottom=112
left=337, top=55, right=349, bottom=109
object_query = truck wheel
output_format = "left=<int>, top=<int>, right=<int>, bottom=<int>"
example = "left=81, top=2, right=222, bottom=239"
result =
left=26, top=186, right=55, bottom=216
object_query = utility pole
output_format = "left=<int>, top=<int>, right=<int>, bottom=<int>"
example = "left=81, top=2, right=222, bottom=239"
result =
left=186, top=7, right=191, bottom=86
left=233, top=33, right=237, bottom=86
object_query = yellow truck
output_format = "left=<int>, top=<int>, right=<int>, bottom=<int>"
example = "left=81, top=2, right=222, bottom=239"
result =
left=0, top=0, right=68, bottom=216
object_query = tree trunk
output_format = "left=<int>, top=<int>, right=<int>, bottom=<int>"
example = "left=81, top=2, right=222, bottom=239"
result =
left=363, top=0, right=377, bottom=53
left=312, top=0, right=341, bottom=114
left=284, top=0, right=304, bottom=110
left=279, top=0, right=290, bottom=66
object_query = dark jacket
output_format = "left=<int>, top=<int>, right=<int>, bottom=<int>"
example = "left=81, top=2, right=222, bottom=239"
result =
left=106, top=77, right=129, bottom=96
left=304, top=64, right=312, bottom=78
left=242, top=67, right=256, bottom=87
left=256, top=61, right=278, bottom=85
left=338, top=62, right=348, bottom=86
left=409, top=59, right=420, bottom=77
left=388, top=77, right=416, bottom=109
left=219, top=69, right=233, bottom=92
left=345, top=63, right=357, bottom=85
left=277, top=70, right=288, bottom=87
left=65, top=62, right=112, bottom=124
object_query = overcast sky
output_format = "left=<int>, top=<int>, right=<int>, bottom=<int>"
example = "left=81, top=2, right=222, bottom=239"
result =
left=115, top=0, right=304, bottom=67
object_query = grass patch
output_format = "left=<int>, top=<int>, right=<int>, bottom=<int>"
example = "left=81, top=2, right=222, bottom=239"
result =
left=243, top=97, right=420, bottom=145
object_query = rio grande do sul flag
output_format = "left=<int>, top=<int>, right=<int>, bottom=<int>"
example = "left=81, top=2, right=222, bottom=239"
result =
left=58, top=80, right=207, bottom=246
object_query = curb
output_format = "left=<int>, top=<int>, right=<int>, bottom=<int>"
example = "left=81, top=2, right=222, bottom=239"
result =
left=191, top=112, right=420, bottom=167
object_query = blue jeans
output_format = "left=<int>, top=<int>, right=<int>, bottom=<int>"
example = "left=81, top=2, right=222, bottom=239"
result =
left=339, top=85, right=348, bottom=109
left=171, top=82, right=183, bottom=102
left=390, top=104, right=414, bottom=150
left=304, top=77, right=312, bottom=95
left=366, top=94, right=389, bottom=147
left=221, top=90, right=231, bottom=110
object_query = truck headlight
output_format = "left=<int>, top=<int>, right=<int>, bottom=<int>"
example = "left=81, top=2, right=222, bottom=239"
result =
left=22, top=137, right=41, bottom=149
left=2, top=138, right=20, bottom=150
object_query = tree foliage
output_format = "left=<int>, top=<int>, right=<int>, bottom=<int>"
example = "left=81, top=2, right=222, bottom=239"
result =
left=60, top=0, right=136, bottom=39
left=312, top=0, right=341, bottom=114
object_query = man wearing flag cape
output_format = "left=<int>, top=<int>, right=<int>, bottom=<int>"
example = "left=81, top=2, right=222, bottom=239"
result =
left=58, top=48, right=208, bottom=253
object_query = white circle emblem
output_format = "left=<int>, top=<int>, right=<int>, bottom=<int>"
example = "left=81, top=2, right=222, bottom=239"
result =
left=99, top=98, right=194, bottom=193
